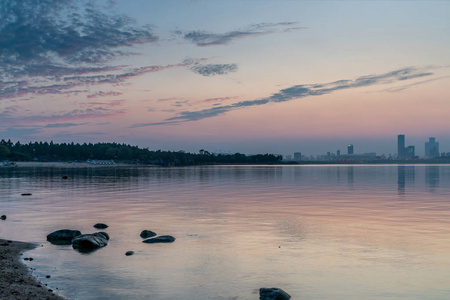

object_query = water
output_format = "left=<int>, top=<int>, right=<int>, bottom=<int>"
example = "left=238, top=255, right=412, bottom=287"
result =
left=1, top=164, right=450, bottom=299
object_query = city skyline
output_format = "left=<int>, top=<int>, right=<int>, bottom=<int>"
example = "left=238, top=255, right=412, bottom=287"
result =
left=1, top=1, right=449, bottom=156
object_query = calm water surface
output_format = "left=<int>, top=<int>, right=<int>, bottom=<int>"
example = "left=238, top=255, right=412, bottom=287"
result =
left=1, top=164, right=450, bottom=299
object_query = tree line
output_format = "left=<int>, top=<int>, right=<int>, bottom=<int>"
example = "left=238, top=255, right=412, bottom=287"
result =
left=0, top=139, right=282, bottom=165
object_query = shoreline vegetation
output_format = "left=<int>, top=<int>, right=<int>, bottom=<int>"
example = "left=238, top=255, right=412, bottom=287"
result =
left=0, top=139, right=282, bottom=166
left=0, top=238, right=66, bottom=300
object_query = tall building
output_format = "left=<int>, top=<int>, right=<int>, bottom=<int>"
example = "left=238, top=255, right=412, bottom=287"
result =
left=406, top=146, right=415, bottom=157
left=425, top=137, right=439, bottom=158
left=294, top=152, right=302, bottom=160
left=347, top=144, right=354, bottom=155
left=398, top=134, right=405, bottom=158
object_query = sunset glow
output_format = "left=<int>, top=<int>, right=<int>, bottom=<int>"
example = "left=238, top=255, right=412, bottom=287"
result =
left=1, top=0, right=449, bottom=155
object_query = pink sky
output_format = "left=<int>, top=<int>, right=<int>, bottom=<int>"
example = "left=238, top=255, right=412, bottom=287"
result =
left=1, top=1, right=449, bottom=156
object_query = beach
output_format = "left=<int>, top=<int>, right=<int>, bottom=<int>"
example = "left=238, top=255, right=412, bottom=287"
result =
left=0, top=238, right=66, bottom=300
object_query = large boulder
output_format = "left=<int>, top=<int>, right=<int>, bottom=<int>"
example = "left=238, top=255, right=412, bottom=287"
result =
left=47, top=229, right=82, bottom=245
left=259, top=288, right=291, bottom=300
left=72, top=232, right=109, bottom=253
left=142, top=235, right=175, bottom=244
left=140, top=230, right=157, bottom=239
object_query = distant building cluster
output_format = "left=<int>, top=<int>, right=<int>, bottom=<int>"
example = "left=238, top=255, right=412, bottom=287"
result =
left=284, top=134, right=449, bottom=162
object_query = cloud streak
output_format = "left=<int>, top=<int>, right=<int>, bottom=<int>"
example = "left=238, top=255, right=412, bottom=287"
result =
left=176, top=22, right=304, bottom=46
left=189, top=63, right=238, bottom=76
left=132, top=67, right=435, bottom=127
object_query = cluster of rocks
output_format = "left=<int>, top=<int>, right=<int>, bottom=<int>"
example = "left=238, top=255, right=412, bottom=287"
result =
left=46, top=228, right=109, bottom=254
left=46, top=223, right=175, bottom=254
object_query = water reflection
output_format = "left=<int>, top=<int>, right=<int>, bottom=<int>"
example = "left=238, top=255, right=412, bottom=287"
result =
left=2, top=165, right=450, bottom=300
left=425, top=165, right=440, bottom=191
left=397, top=166, right=415, bottom=195
left=347, top=166, right=354, bottom=188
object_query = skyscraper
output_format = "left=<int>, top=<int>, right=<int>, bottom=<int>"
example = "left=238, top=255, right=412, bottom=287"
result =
left=425, top=137, right=439, bottom=158
left=347, top=144, right=354, bottom=155
left=398, top=134, right=405, bottom=158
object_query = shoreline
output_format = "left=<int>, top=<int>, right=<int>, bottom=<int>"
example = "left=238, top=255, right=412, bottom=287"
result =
left=0, top=238, right=66, bottom=300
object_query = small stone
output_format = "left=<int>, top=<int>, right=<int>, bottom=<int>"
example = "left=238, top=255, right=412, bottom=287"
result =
left=142, top=235, right=176, bottom=244
left=125, top=251, right=134, bottom=256
left=93, top=223, right=108, bottom=229
left=140, top=230, right=157, bottom=239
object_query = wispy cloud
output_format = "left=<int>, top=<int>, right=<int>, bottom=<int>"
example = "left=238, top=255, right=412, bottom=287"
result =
left=44, top=122, right=89, bottom=128
left=0, top=63, right=184, bottom=100
left=86, top=91, right=123, bottom=99
left=82, top=100, right=125, bottom=108
left=196, top=96, right=239, bottom=104
left=0, top=107, right=126, bottom=127
left=131, top=67, right=435, bottom=127
left=189, top=63, right=238, bottom=76
left=176, top=22, right=304, bottom=46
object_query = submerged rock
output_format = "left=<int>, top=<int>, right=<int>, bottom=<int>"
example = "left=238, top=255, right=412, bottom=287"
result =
left=93, top=223, right=108, bottom=229
left=125, top=251, right=134, bottom=256
left=46, top=229, right=82, bottom=245
left=259, top=288, right=291, bottom=300
left=140, top=230, right=157, bottom=239
left=142, top=235, right=175, bottom=244
left=72, top=232, right=109, bottom=253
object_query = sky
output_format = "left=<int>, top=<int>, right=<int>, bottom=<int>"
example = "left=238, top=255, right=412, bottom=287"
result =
left=1, top=0, right=449, bottom=156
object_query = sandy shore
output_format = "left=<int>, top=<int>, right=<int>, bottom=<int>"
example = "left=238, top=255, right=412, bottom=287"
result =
left=0, top=238, right=66, bottom=300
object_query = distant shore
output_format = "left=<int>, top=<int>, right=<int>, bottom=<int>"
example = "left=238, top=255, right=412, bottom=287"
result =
left=4, top=160, right=450, bottom=169
left=0, top=238, right=66, bottom=300
left=5, top=161, right=132, bottom=168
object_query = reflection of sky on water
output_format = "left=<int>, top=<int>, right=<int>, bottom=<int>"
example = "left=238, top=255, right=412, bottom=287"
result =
left=1, top=165, right=450, bottom=299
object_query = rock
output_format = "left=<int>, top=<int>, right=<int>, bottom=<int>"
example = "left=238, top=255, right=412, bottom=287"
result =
left=140, top=230, right=157, bottom=239
left=93, top=223, right=108, bottom=229
left=259, top=288, right=291, bottom=300
left=125, top=251, right=134, bottom=256
left=0, top=215, right=6, bottom=220
left=97, top=231, right=110, bottom=240
left=142, top=235, right=175, bottom=244
left=62, top=175, right=68, bottom=179
left=47, top=229, right=82, bottom=245
left=72, top=232, right=109, bottom=253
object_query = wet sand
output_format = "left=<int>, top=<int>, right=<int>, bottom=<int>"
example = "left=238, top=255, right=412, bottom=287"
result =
left=0, top=238, right=66, bottom=300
